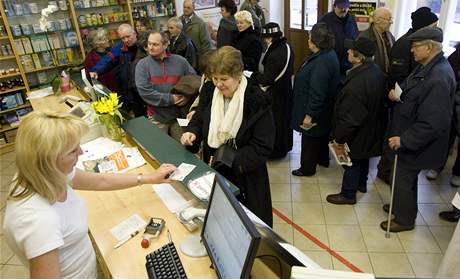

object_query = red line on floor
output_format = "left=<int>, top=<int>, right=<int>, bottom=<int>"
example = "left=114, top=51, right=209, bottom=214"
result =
left=272, top=207, right=363, bottom=273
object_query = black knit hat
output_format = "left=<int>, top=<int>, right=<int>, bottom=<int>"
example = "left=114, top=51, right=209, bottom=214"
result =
left=411, top=7, right=438, bottom=31
left=344, top=37, right=376, bottom=57
left=261, top=22, right=283, bottom=38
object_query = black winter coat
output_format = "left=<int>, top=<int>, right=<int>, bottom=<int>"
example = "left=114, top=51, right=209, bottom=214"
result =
left=390, top=53, right=456, bottom=169
left=332, top=62, right=387, bottom=159
left=186, top=80, right=275, bottom=227
left=234, top=27, right=263, bottom=72
left=169, top=32, right=198, bottom=70
left=252, top=37, right=294, bottom=158
left=388, top=29, right=417, bottom=86
left=216, top=17, right=238, bottom=48
left=319, top=12, right=359, bottom=74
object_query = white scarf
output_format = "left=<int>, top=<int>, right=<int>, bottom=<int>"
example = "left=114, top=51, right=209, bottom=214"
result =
left=207, top=76, right=247, bottom=148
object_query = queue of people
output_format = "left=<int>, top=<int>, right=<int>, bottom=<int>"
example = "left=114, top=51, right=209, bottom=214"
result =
left=6, top=0, right=460, bottom=277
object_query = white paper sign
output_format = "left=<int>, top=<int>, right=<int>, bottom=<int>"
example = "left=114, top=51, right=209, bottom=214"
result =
left=169, top=163, right=196, bottom=181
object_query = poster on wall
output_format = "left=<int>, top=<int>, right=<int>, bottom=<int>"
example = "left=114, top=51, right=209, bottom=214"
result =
left=195, top=0, right=216, bottom=10
left=349, top=0, right=378, bottom=31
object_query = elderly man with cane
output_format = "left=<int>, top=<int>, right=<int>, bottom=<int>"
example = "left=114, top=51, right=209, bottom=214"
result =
left=381, top=26, right=456, bottom=232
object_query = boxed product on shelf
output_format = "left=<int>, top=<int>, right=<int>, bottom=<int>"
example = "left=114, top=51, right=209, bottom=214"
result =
left=4, top=112, right=20, bottom=127
left=20, top=55, right=35, bottom=72
left=50, top=33, right=64, bottom=49
left=21, top=38, right=34, bottom=54
left=63, top=31, right=79, bottom=48
left=31, top=36, right=50, bottom=52
left=56, top=49, right=68, bottom=65
left=42, top=52, right=54, bottom=67
left=32, top=53, right=42, bottom=69
left=15, top=93, right=24, bottom=106
left=14, top=40, right=25, bottom=55
left=1, top=94, right=18, bottom=109
left=17, top=107, right=33, bottom=119
left=37, top=72, right=49, bottom=84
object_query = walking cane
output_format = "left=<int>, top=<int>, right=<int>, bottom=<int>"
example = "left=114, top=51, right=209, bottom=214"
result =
left=386, top=153, right=398, bottom=238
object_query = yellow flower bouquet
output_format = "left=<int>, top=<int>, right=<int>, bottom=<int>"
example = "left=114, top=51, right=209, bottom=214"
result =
left=92, top=93, right=124, bottom=141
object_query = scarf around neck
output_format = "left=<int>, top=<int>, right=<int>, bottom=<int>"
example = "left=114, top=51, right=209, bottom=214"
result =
left=207, top=75, right=247, bottom=148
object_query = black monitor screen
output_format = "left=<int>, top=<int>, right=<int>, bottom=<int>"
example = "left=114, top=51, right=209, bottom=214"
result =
left=201, top=174, right=260, bottom=279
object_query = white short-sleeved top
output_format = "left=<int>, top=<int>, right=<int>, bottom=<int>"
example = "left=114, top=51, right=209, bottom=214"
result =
left=3, top=181, right=96, bottom=279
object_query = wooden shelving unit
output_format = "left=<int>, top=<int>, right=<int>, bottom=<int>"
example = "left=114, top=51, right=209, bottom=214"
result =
left=0, top=86, right=27, bottom=95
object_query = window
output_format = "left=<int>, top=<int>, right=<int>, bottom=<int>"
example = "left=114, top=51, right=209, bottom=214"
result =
left=289, top=0, right=318, bottom=30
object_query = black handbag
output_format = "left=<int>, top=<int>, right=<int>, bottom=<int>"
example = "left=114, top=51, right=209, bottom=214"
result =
left=212, top=144, right=236, bottom=168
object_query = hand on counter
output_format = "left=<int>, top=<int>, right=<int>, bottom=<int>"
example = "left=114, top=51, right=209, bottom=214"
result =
left=147, top=164, right=176, bottom=184
left=181, top=132, right=196, bottom=146
left=89, top=72, right=98, bottom=79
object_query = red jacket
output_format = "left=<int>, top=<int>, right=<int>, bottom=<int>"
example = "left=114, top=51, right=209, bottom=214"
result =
left=83, top=49, right=120, bottom=93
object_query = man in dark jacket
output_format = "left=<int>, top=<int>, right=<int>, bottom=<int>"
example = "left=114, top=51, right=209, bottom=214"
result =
left=319, top=0, right=359, bottom=74
left=167, top=17, right=198, bottom=70
left=377, top=6, right=438, bottom=184
left=252, top=22, right=294, bottom=159
left=90, top=24, right=144, bottom=116
left=381, top=27, right=456, bottom=232
left=327, top=37, right=387, bottom=205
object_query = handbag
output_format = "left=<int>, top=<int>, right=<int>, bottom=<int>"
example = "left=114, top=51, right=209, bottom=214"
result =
left=211, top=144, right=236, bottom=169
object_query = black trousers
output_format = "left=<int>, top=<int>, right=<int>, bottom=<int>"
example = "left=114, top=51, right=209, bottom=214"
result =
left=299, top=135, right=329, bottom=174
left=392, top=160, right=421, bottom=226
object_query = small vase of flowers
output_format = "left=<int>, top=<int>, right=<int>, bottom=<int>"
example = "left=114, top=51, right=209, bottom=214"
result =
left=92, top=93, right=124, bottom=142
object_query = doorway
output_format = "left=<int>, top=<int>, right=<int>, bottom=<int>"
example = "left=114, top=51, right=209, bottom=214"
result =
left=284, top=0, right=330, bottom=70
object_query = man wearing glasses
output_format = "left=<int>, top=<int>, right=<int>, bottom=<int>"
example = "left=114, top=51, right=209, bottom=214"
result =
left=381, top=27, right=456, bottom=232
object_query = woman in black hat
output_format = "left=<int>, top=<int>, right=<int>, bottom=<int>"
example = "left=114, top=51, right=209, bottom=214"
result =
left=291, top=23, right=341, bottom=176
left=252, top=22, right=294, bottom=159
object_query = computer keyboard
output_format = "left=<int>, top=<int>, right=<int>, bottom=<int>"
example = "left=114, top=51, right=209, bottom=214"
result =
left=145, top=242, right=187, bottom=279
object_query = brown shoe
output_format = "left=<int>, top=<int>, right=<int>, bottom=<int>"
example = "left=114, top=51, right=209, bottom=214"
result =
left=326, top=193, right=356, bottom=205
left=380, top=220, right=414, bottom=232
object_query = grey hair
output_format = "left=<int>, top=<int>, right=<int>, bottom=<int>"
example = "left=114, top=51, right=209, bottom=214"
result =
left=90, top=28, right=108, bottom=47
left=167, top=17, right=183, bottom=30
left=372, top=7, right=391, bottom=22
left=118, top=23, right=135, bottom=34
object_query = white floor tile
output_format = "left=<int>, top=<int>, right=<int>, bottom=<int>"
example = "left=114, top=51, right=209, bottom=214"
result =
left=369, top=252, right=415, bottom=278
left=354, top=204, right=388, bottom=226
left=407, top=253, right=443, bottom=278
left=301, top=250, right=333, bottom=269
left=272, top=202, right=292, bottom=224
left=270, top=183, right=291, bottom=202
left=360, top=226, right=405, bottom=253
left=290, top=183, right=322, bottom=203
left=419, top=204, right=456, bottom=226
left=326, top=225, right=366, bottom=252
left=322, top=204, right=358, bottom=225
left=429, top=226, right=456, bottom=253
left=292, top=202, right=324, bottom=225
left=273, top=223, right=293, bottom=244
left=397, top=226, right=442, bottom=253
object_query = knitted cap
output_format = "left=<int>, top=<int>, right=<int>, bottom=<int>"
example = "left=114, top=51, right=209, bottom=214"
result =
left=411, top=7, right=438, bottom=31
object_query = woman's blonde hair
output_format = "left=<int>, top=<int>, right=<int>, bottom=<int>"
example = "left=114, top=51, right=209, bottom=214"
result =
left=234, top=10, right=254, bottom=27
left=209, top=46, right=244, bottom=78
left=10, top=111, right=88, bottom=203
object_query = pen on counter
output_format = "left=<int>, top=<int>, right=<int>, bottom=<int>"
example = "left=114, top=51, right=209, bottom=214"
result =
left=114, top=230, right=139, bottom=249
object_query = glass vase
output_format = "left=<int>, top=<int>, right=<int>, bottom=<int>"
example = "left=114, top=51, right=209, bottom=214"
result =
left=99, top=114, right=123, bottom=142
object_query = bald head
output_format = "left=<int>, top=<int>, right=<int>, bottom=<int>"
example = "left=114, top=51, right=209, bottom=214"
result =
left=183, top=0, right=194, bottom=16
left=373, top=7, right=392, bottom=33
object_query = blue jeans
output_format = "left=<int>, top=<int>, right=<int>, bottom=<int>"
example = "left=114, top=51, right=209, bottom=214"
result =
left=341, top=159, right=369, bottom=199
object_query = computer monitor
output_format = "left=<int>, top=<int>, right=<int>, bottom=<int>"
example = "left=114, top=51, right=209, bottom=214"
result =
left=201, top=174, right=261, bottom=279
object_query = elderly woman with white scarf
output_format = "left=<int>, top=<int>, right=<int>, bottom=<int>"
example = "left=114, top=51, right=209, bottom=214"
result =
left=181, top=46, right=275, bottom=227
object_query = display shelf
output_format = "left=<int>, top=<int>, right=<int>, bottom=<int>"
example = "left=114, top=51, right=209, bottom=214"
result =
left=0, top=142, right=15, bottom=155
left=0, top=55, right=16, bottom=61
left=0, top=35, right=8, bottom=40
left=0, top=124, right=19, bottom=133
left=75, top=4, right=121, bottom=10
left=25, top=64, right=71, bottom=74
left=0, top=86, right=26, bottom=95
left=0, top=73, right=21, bottom=79
left=0, top=103, right=31, bottom=115
left=79, top=20, right=130, bottom=28
left=18, top=46, right=80, bottom=56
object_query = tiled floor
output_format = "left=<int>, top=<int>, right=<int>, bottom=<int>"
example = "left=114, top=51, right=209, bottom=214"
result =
left=0, top=132, right=458, bottom=278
